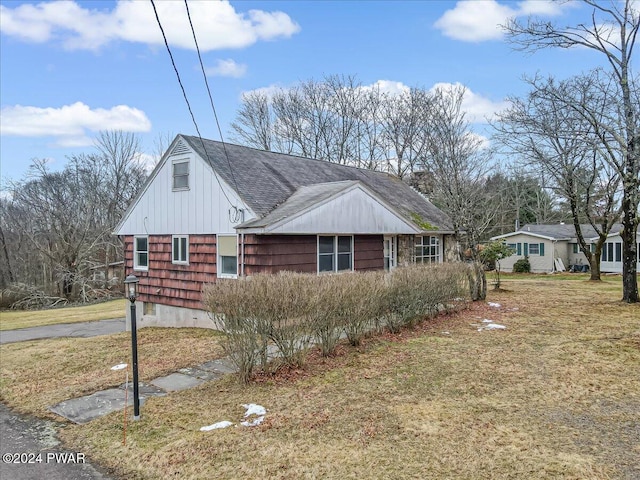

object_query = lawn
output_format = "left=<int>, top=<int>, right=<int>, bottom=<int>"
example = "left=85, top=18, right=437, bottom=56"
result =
left=2, top=274, right=639, bottom=479
left=0, top=299, right=127, bottom=331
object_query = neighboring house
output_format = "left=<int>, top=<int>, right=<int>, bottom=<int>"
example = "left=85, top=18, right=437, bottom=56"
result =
left=115, top=134, right=457, bottom=328
left=491, top=223, right=640, bottom=274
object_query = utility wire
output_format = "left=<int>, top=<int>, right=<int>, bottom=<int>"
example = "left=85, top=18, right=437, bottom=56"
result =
left=149, top=0, right=235, bottom=207
left=184, top=0, right=240, bottom=197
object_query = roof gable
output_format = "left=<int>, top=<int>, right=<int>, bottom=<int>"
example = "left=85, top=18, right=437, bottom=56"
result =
left=237, top=181, right=420, bottom=234
left=181, top=135, right=453, bottom=232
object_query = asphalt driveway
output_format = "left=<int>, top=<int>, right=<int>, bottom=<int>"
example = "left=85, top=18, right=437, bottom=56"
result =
left=0, top=318, right=125, bottom=345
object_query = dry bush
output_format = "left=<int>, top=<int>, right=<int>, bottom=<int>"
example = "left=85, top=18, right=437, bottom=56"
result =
left=341, top=271, right=387, bottom=346
left=205, top=278, right=263, bottom=383
left=1, top=283, right=68, bottom=310
left=307, top=275, right=346, bottom=356
left=257, top=272, right=313, bottom=369
left=205, top=263, right=472, bottom=382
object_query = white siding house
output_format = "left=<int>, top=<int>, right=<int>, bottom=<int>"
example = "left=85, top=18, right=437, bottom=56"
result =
left=492, top=224, right=640, bottom=274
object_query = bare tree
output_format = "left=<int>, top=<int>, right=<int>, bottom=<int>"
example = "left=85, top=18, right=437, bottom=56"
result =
left=379, top=88, right=432, bottom=178
left=495, top=74, right=623, bottom=280
left=505, top=0, right=639, bottom=301
left=2, top=131, right=147, bottom=302
left=420, top=85, right=497, bottom=257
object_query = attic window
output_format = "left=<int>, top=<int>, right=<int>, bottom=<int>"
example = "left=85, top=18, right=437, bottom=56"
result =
left=172, top=160, right=189, bottom=190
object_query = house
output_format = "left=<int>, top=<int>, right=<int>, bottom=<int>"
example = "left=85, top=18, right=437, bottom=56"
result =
left=491, top=223, right=640, bottom=274
left=115, top=134, right=457, bottom=328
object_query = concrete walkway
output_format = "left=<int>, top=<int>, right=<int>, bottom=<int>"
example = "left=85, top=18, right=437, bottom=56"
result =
left=48, top=358, right=237, bottom=424
left=0, top=318, right=125, bottom=345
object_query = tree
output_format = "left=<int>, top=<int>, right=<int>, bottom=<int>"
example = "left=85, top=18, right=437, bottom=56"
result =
left=2, top=131, right=146, bottom=301
left=419, top=84, right=497, bottom=258
left=505, top=0, right=639, bottom=301
left=494, top=73, right=623, bottom=281
left=480, top=241, right=514, bottom=289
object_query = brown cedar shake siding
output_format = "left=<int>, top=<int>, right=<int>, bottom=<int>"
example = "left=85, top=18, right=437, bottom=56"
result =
left=126, top=234, right=386, bottom=310
left=124, top=234, right=217, bottom=310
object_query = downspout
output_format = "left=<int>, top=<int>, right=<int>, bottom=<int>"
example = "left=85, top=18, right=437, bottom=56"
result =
left=240, top=232, right=245, bottom=277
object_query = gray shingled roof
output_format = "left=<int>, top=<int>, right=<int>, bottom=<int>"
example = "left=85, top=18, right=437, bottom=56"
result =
left=181, top=135, right=453, bottom=231
left=519, top=223, right=624, bottom=239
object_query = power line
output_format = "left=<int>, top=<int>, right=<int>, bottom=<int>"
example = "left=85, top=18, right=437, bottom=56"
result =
left=149, top=0, right=235, bottom=207
left=183, top=0, right=240, bottom=197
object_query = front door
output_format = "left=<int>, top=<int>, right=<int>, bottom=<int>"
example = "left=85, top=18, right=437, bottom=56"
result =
left=384, top=236, right=397, bottom=270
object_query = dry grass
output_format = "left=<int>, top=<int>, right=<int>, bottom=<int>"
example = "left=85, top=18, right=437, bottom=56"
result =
left=0, top=327, right=223, bottom=418
left=1, top=274, right=638, bottom=479
left=49, top=274, right=640, bottom=479
left=0, top=299, right=127, bottom=331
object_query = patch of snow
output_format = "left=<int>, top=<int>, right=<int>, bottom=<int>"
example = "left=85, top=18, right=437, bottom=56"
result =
left=441, top=331, right=450, bottom=335
left=482, top=319, right=493, bottom=323
left=241, top=403, right=266, bottom=427
left=200, top=421, right=234, bottom=431
left=487, top=302, right=501, bottom=308
left=110, top=363, right=127, bottom=371
left=243, top=404, right=266, bottom=417
left=241, top=416, right=265, bottom=427
left=485, top=323, right=506, bottom=330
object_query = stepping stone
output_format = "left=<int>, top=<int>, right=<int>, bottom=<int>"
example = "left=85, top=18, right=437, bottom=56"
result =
left=150, top=373, right=204, bottom=392
left=49, top=388, right=149, bottom=424
left=119, top=381, right=167, bottom=397
left=178, top=367, right=225, bottom=381
left=198, top=358, right=237, bottom=375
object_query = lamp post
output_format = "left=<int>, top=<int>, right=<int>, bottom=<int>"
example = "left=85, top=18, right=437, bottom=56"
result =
left=124, top=274, right=141, bottom=421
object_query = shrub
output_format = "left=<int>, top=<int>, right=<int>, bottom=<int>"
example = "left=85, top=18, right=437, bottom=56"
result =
left=204, top=263, right=472, bottom=382
left=513, top=257, right=531, bottom=273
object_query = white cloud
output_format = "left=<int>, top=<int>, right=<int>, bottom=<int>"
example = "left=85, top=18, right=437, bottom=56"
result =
left=430, top=82, right=509, bottom=123
left=362, top=80, right=411, bottom=96
left=434, top=0, right=570, bottom=42
left=0, top=1, right=300, bottom=51
left=0, top=102, right=152, bottom=147
left=135, top=152, right=158, bottom=174
left=205, top=59, right=247, bottom=78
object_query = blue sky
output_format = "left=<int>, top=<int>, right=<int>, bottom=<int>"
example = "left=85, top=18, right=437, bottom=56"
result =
left=0, top=0, right=617, bottom=184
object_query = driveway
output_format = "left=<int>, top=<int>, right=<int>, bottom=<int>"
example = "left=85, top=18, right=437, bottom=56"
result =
left=0, top=403, right=111, bottom=480
left=0, top=318, right=125, bottom=345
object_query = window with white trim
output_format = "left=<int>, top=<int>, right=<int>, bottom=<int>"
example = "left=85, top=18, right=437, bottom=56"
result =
left=172, top=160, right=189, bottom=190
left=318, top=236, right=353, bottom=273
left=217, top=235, right=237, bottom=277
left=172, top=235, right=189, bottom=264
left=384, top=236, right=397, bottom=271
left=415, top=236, right=440, bottom=264
left=133, top=236, right=148, bottom=271
left=529, top=243, right=540, bottom=255
left=506, top=243, right=517, bottom=253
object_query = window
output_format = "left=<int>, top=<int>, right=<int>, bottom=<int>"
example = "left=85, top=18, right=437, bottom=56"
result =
left=507, top=243, right=517, bottom=253
left=133, top=236, right=148, bottom=271
left=143, top=302, right=156, bottom=316
left=384, top=236, right=397, bottom=271
left=529, top=243, right=540, bottom=255
left=318, top=236, right=353, bottom=273
left=615, top=242, right=622, bottom=262
left=217, top=235, right=237, bottom=277
left=172, top=160, right=189, bottom=190
left=604, top=242, right=614, bottom=262
left=572, top=243, right=579, bottom=254
left=415, top=236, right=440, bottom=264
left=172, top=235, right=189, bottom=264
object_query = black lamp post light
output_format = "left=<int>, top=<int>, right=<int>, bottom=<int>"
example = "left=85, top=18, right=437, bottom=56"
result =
left=123, top=274, right=141, bottom=421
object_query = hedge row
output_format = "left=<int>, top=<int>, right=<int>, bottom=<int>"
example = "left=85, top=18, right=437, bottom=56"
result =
left=204, top=263, right=474, bottom=383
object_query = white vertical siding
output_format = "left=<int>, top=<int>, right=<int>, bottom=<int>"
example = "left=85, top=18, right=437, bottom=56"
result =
left=116, top=151, right=253, bottom=235
left=498, top=234, right=555, bottom=273
left=266, top=187, right=418, bottom=235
